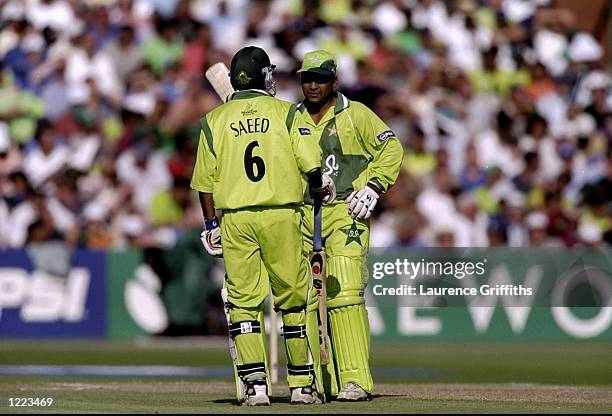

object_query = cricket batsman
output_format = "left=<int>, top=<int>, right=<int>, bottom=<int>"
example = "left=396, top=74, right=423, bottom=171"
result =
left=190, top=46, right=335, bottom=406
left=295, top=50, right=403, bottom=401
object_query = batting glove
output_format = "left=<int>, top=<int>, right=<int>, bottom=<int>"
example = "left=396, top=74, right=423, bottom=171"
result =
left=201, top=216, right=222, bottom=257
left=321, top=173, right=336, bottom=204
left=346, top=183, right=380, bottom=219
left=310, top=173, right=336, bottom=204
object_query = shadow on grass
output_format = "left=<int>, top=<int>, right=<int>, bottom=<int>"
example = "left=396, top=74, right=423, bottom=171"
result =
left=211, top=394, right=404, bottom=406
left=212, top=398, right=239, bottom=405
left=211, top=397, right=292, bottom=405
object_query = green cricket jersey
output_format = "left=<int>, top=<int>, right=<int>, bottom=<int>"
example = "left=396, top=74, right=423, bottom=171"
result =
left=191, top=89, right=321, bottom=210
left=295, top=92, right=403, bottom=203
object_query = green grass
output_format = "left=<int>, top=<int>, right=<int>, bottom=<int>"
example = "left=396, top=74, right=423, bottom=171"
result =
left=1, top=340, right=611, bottom=385
left=0, top=381, right=610, bottom=414
left=0, top=340, right=611, bottom=413
left=371, top=342, right=612, bottom=385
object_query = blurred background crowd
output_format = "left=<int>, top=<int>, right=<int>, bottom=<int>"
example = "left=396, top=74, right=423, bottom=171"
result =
left=0, top=0, right=610, bottom=251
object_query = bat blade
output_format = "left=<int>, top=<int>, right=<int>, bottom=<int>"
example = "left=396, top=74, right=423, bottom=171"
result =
left=205, top=62, right=234, bottom=102
left=311, top=198, right=329, bottom=365
left=311, top=249, right=329, bottom=365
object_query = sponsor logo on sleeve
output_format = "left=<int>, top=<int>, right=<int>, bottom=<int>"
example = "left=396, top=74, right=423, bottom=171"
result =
left=377, top=130, right=395, bottom=142
left=299, top=128, right=311, bottom=136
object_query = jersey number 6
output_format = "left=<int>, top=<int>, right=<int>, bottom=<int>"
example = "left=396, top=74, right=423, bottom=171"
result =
left=244, top=140, right=266, bottom=182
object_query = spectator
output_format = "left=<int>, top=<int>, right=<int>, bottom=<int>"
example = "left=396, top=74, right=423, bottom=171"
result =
left=148, top=176, right=199, bottom=228
left=115, top=132, right=172, bottom=212
left=26, top=0, right=77, bottom=36
left=167, top=129, right=196, bottom=179
left=22, top=119, right=68, bottom=188
left=0, top=2, right=26, bottom=59
left=104, top=25, right=144, bottom=83
left=82, top=203, right=115, bottom=250
left=0, top=0, right=608, bottom=251
left=390, top=209, right=428, bottom=248
left=161, top=75, right=216, bottom=133
left=180, top=23, right=211, bottom=80
left=37, top=58, right=70, bottom=121
left=403, top=127, right=436, bottom=178
left=460, top=142, right=487, bottom=191
left=0, top=125, right=21, bottom=181
left=4, top=30, right=45, bottom=91
left=416, top=167, right=459, bottom=231
left=66, top=33, right=122, bottom=104
left=141, top=16, right=184, bottom=76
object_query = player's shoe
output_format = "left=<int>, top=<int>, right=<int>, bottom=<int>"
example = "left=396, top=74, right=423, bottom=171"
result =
left=336, top=382, right=372, bottom=402
left=290, top=383, right=324, bottom=405
left=242, top=374, right=270, bottom=406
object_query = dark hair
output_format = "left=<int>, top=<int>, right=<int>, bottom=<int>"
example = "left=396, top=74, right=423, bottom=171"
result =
left=524, top=151, right=538, bottom=164
left=526, top=113, right=547, bottom=134
left=119, top=25, right=134, bottom=36
left=34, top=119, right=53, bottom=142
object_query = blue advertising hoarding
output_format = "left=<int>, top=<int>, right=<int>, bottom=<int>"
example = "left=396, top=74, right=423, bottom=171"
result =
left=0, top=249, right=106, bottom=338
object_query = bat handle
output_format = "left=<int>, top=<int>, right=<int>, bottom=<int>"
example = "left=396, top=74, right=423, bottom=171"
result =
left=313, top=197, right=322, bottom=252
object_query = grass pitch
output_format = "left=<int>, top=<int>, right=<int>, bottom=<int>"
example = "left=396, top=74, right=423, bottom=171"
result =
left=2, top=381, right=611, bottom=414
left=0, top=340, right=611, bottom=413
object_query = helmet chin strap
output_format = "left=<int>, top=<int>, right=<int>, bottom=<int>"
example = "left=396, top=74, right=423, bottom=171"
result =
left=262, top=66, right=276, bottom=96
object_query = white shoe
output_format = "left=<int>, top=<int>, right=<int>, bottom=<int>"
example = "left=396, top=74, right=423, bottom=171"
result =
left=242, top=375, right=270, bottom=406
left=336, top=382, right=371, bottom=402
left=290, top=384, right=324, bottom=405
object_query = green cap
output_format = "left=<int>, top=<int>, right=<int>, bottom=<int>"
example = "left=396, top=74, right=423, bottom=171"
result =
left=230, top=46, right=273, bottom=91
left=297, top=50, right=337, bottom=76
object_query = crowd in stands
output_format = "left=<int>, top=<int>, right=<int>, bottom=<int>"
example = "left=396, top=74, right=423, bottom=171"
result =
left=0, top=0, right=610, bottom=250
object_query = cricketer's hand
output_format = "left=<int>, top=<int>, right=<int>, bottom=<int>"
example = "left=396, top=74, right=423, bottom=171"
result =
left=321, top=173, right=336, bottom=204
left=346, top=184, right=380, bottom=219
left=201, top=218, right=222, bottom=257
left=309, top=173, right=336, bottom=205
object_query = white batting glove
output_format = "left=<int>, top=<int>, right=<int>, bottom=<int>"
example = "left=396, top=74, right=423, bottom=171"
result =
left=201, top=217, right=222, bottom=257
left=321, top=173, right=336, bottom=204
left=346, top=184, right=380, bottom=219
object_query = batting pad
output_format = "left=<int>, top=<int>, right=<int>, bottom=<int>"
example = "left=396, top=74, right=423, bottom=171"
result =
left=282, top=310, right=314, bottom=388
left=229, top=307, right=271, bottom=395
left=326, top=255, right=365, bottom=309
left=328, top=304, right=373, bottom=393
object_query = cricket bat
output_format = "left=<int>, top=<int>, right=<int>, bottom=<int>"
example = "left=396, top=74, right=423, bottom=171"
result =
left=269, top=292, right=278, bottom=384
left=205, top=62, right=234, bottom=102
left=221, top=286, right=246, bottom=401
left=311, top=197, right=330, bottom=365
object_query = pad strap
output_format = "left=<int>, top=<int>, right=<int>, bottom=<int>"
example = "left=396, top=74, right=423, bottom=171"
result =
left=237, top=362, right=266, bottom=379
left=282, top=325, right=307, bottom=339
left=228, top=320, right=261, bottom=338
left=287, top=364, right=315, bottom=376
left=276, top=305, right=306, bottom=314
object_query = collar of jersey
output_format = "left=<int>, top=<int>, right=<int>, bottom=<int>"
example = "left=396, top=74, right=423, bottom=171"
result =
left=297, top=91, right=350, bottom=126
left=333, top=91, right=350, bottom=114
left=230, top=89, right=271, bottom=100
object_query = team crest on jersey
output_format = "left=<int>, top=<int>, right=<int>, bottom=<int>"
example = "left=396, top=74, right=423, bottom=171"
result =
left=235, top=70, right=251, bottom=85
left=241, top=104, right=258, bottom=117
left=299, top=128, right=311, bottom=135
left=377, top=130, right=394, bottom=142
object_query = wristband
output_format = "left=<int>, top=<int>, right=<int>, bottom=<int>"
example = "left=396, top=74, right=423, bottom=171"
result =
left=367, top=181, right=382, bottom=194
left=204, top=216, right=219, bottom=230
